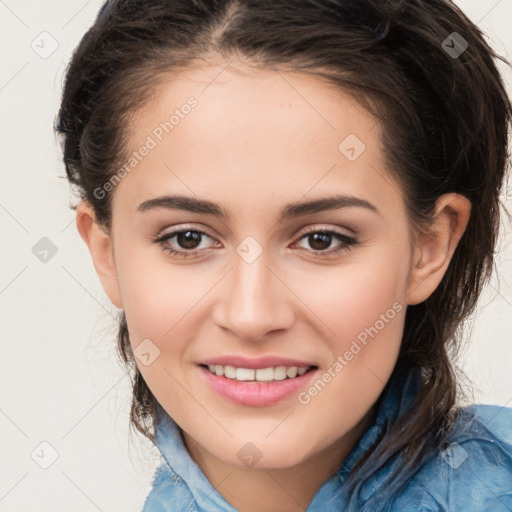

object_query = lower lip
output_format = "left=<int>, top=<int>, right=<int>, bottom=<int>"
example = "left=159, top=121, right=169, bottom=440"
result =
left=199, top=366, right=317, bottom=407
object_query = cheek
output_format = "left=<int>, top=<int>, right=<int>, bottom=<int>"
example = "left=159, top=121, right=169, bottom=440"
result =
left=118, top=269, right=178, bottom=343
left=116, top=240, right=199, bottom=327
left=292, top=248, right=408, bottom=426
left=115, top=251, right=218, bottom=362
left=115, top=257, right=209, bottom=412
left=296, top=249, right=408, bottom=348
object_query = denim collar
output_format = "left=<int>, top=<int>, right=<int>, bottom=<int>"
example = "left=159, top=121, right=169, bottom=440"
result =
left=152, top=362, right=422, bottom=511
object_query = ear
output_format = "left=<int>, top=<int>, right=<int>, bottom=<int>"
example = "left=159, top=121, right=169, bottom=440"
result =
left=75, top=202, right=123, bottom=308
left=406, top=193, right=471, bottom=305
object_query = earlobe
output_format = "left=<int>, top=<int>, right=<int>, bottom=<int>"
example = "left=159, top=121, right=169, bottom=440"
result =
left=406, top=193, right=471, bottom=305
left=75, top=202, right=123, bottom=309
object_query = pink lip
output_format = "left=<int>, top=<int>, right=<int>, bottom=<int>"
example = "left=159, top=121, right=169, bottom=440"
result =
left=200, top=355, right=315, bottom=369
left=199, top=365, right=317, bottom=407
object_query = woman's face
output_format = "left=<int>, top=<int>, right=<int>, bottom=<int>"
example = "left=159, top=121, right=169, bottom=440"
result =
left=103, top=63, right=416, bottom=468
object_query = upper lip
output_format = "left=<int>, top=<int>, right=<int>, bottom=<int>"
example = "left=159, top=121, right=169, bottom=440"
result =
left=200, top=355, right=316, bottom=370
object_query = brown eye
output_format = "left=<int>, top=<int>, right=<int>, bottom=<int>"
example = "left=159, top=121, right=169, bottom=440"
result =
left=305, top=232, right=333, bottom=251
left=175, top=231, right=203, bottom=250
left=153, top=228, right=218, bottom=258
left=295, top=228, right=358, bottom=255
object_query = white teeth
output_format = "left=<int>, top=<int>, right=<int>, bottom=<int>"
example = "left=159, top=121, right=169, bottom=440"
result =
left=236, top=368, right=256, bottom=381
left=286, top=367, right=298, bottom=378
left=206, top=364, right=311, bottom=381
left=274, top=366, right=287, bottom=381
left=224, top=365, right=236, bottom=379
left=255, top=367, right=274, bottom=381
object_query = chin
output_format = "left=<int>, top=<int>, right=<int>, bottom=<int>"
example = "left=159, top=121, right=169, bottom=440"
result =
left=223, top=434, right=317, bottom=470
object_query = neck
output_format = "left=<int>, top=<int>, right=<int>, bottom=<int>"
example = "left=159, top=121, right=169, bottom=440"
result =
left=182, top=409, right=374, bottom=512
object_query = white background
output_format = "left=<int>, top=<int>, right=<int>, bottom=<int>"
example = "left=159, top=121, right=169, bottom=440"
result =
left=0, top=1, right=511, bottom=510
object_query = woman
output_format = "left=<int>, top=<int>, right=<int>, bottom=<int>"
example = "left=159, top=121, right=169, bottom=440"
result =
left=55, top=0, right=512, bottom=510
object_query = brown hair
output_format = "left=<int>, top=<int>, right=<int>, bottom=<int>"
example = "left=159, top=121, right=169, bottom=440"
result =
left=55, top=0, right=511, bottom=503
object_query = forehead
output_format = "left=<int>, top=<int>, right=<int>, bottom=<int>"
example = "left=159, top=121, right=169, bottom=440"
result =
left=113, top=62, right=406, bottom=223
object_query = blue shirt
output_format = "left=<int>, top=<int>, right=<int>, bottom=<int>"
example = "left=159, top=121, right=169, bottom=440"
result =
left=142, top=365, right=512, bottom=511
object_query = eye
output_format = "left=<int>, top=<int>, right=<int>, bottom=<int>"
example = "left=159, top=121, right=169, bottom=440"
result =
left=294, top=227, right=358, bottom=255
left=152, top=225, right=358, bottom=259
left=153, top=227, right=218, bottom=258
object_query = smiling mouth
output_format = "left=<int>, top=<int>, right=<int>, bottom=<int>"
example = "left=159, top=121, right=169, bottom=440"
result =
left=201, top=364, right=317, bottom=382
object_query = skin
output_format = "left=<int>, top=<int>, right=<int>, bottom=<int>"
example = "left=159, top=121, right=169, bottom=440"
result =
left=76, top=62, right=471, bottom=512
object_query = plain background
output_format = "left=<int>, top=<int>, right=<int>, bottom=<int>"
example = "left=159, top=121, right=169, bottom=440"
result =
left=0, top=1, right=511, bottom=510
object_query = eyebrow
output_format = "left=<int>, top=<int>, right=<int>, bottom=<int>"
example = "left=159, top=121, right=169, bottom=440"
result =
left=137, top=194, right=379, bottom=220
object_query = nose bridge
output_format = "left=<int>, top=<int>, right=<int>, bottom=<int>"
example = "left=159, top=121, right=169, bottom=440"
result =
left=216, top=246, right=294, bottom=342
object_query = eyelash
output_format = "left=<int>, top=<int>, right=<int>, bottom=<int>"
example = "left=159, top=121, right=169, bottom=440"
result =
left=152, top=225, right=358, bottom=259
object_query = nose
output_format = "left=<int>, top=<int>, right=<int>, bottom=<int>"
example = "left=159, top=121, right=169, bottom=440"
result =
left=212, top=250, right=295, bottom=342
